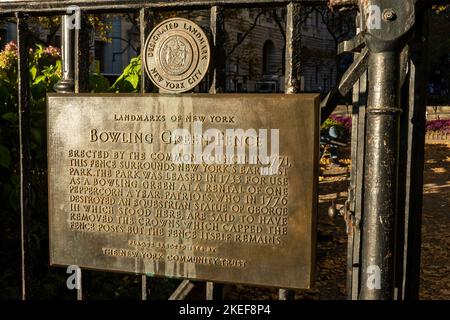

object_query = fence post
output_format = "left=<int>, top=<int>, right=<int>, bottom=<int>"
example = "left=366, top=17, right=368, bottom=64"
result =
left=75, top=13, right=91, bottom=94
left=16, top=12, right=32, bottom=301
left=346, top=12, right=368, bottom=300
left=140, top=8, right=155, bottom=95
left=209, top=5, right=226, bottom=94
left=206, top=5, right=227, bottom=300
left=284, top=2, right=302, bottom=95
left=398, top=9, right=430, bottom=300
left=279, top=1, right=303, bottom=300
left=359, top=0, right=416, bottom=300
left=139, top=7, right=156, bottom=299
left=54, top=14, right=80, bottom=299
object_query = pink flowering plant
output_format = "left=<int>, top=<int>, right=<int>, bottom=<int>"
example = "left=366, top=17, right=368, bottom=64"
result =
left=0, top=41, right=140, bottom=297
left=321, top=115, right=352, bottom=139
left=0, top=41, right=62, bottom=213
left=426, top=119, right=450, bottom=134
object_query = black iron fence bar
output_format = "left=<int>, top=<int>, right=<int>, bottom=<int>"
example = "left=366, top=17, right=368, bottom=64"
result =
left=398, top=10, right=430, bottom=300
left=139, top=7, right=154, bottom=300
left=0, top=0, right=327, bottom=15
left=279, top=2, right=303, bottom=300
left=284, top=2, right=302, bottom=95
left=1, top=0, right=447, bottom=16
left=73, top=13, right=91, bottom=300
left=349, top=71, right=366, bottom=300
left=209, top=5, right=226, bottom=94
left=140, top=8, right=154, bottom=95
left=75, top=13, right=91, bottom=94
left=206, top=5, right=226, bottom=299
left=348, top=20, right=367, bottom=299
left=16, top=12, right=32, bottom=301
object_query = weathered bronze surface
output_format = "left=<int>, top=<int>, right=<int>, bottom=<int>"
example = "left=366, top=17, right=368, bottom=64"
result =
left=143, top=18, right=210, bottom=93
left=47, top=93, right=319, bottom=289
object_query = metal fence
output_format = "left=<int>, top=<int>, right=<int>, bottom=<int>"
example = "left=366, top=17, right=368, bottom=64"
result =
left=1, top=0, right=448, bottom=300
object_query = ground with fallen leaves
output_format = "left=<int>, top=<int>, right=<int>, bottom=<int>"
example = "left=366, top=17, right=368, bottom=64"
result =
left=420, top=142, right=450, bottom=299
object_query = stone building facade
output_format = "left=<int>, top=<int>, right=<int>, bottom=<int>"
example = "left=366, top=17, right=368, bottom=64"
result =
left=0, top=8, right=346, bottom=93
left=146, top=8, right=345, bottom=93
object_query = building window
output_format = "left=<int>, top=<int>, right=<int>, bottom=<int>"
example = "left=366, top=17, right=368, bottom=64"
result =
left=263, top=40, right=276, bottom=75
left=95, top=41, right=105, bottom=74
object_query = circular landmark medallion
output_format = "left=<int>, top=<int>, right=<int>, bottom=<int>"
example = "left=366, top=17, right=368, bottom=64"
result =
left=143, top=18, right=211, bottom=93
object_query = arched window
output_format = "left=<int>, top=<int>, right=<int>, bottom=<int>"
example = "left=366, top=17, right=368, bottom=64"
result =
left=262, top=40, right=276, bottom=75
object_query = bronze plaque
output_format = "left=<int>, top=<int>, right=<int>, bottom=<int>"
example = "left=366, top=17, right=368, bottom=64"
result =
left=47, top=94, right=319, bottom=289
left=143, top=18, right=211, bottom=93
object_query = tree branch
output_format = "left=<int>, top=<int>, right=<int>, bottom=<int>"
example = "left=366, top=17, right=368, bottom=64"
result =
left=226, top=9, right=265, bottom=59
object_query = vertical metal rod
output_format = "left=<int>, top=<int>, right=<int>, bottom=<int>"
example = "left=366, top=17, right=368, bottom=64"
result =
left=75, top=13, right=91, bottom=94
left=279, top=289, right=295, bottom=300
left=76, top=269, right=83, bottom=300
left=400, top=10, right=430, bottom=300
left=359, top=51, right=401, bottom=300
left=395, top=45, right=413, bottom=300
left=206, top=282, right=214, bottom=301
left=350, top=71, right=367, bottom=300
left=348, top=16, right=367, bottom=299
left=141, top=275, right=148, bottom=300
left=209, top=5, right=226, bottom=94
left=17, top=12, right=32, bottom=301
left=54, top=15, right=75, bottom=93
left=54, top=15, right=79, bottom=298
left=280, top=2, right=302, bottom=300
left=140, top=7, right=154, bottom=94
left=284, top=2, right=302, bottom=94
left=206, top=5, right=226, bottom=300
left=73, top=13, right=90, bottom=301
left=139, top=7, right=156, bottom=299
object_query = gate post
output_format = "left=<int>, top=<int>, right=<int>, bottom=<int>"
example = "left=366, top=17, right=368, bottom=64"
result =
left=360, top=50, right=401, bottom=300
left=357, top=0, right=416, bottom=300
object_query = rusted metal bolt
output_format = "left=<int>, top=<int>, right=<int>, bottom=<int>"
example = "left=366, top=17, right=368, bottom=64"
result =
left=383, top=9, right=397, bottom=22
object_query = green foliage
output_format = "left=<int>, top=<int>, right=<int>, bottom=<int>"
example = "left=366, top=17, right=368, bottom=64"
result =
left=110, top=56, right=142, bottom=93
left=30, top=15, right=113, bottom=43
left=0, top=43, right=144, bottom=299
left=0, top=144, right=11, bottom=168
left=89, top=73, right=111, bottom=93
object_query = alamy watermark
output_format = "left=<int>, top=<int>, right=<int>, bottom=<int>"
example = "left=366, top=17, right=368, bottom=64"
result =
left=66, top=265, right=81, bottom=290
left=169, top=122, right=280, bottom=176
left=366, top=265, right=382, bottom=290
left=66, top=5, right=81, bottom=30
left=366, top=5, right=382, bottom=31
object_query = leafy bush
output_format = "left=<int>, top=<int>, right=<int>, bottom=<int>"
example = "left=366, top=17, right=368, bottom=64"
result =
left=0, top=42, right=143, bottom=299
left=0, top=42, right=62, bottom=211
left=330, top=115, right=352, bottom=131
left=110, top=56, right=141, bottom=93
